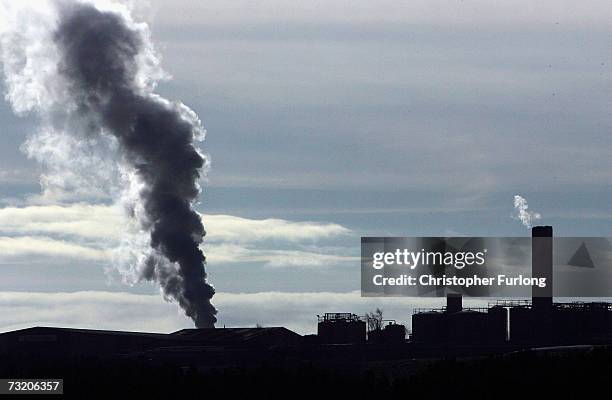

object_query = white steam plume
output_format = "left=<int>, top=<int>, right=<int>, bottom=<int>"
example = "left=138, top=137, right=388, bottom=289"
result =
left=513, top=195, right=541, bottom=229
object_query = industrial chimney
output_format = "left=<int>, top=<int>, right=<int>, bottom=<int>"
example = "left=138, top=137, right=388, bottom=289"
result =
left=532, top=226, right=553, bottom=311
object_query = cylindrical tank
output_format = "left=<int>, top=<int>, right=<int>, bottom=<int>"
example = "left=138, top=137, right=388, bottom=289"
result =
left=509, top=306, right=533, bottom=343
left=382, top=324, right=406, bottom=343
left=448, top=310, right=488, bottom=343
left=317, top=320, right=366, bottom=344
left=487, top=306, right=508, bottom=343
left=411, top=312, right=447, bottom=343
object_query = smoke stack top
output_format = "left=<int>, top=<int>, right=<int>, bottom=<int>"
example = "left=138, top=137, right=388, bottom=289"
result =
left=1, top=1, right=216, bottom=327
left=532, top=226, right=553, bottom=237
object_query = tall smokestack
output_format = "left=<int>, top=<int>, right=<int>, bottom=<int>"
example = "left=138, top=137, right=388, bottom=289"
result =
left=532, top=226, right=553, bottom=310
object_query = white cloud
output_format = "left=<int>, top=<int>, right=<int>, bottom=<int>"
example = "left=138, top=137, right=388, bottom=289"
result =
left=0, top=204, right=349, bottom=241
left=0, top=236, right=108, bottom=261
left=204, top=214, right=349, bottom=243
left=205, top=243, right=356, bottom=267
left=0, top=204, right=353, bottom=267
left=0, top=204, right=125, bottom=239
left=0, top=290, right=490, bottom=334
left=0, top=290, right=189, bottom=333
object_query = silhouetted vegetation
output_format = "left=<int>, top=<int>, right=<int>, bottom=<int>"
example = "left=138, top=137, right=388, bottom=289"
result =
left=366, top=308, right=384, bottom=331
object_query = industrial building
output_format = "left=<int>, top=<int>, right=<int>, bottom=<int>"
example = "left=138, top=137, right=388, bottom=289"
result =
left=0, top=326, right=302, bottom=359
left=316, top=313, right=407, bottom=344
left=316, top=313, right=367, bottom=343
left=367, top=322, right=406, bottom=343
left=411, top=226, right=612, bottom=346
left=411, top=295, right=507, bottom=344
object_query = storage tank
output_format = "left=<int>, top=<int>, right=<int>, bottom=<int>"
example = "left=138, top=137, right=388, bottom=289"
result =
left=381, top=323, right=406, bottom=343
left=367, top=323, right=406, bottom=343
left=317, top=313, right=366, bottom=344
left=448, top=310, right=488, bottom=343
left=411, top=311, right=447, bottom=343
left=486, top=305, right=508, bottom=343
left=509, top=306, right=533, bottom=343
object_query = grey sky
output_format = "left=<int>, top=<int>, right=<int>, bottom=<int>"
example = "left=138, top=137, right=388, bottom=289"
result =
left=147, top=0, right=612, bottom=235
left=0, top=0, right=611, bottom=332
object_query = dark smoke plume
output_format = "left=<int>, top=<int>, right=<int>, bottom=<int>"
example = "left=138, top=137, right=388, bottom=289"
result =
left=47, top=2, right=216, bottom=327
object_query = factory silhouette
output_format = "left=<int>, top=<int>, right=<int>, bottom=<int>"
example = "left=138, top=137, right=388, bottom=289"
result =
left=3, top=226, right=612, bottom=396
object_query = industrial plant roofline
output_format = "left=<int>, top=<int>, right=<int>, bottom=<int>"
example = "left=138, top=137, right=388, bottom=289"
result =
left=2, top=326, right=296, bottom=335
left=414, top=300, right=612, bottom=315
left=412, top=306, right=490, bottom=314
left=554, top=302, right=612, bottom=310
left=489, top=300, right=532, bottom=308
left=490, top=300, right=612, bottom=310
left=317, top=313, right=364, bottom=322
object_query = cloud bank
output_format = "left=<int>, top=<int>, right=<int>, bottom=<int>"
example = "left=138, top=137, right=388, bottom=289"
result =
left=0, top=204, right=354, bottom=268
left=0, top=290, right=489, bottom=334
